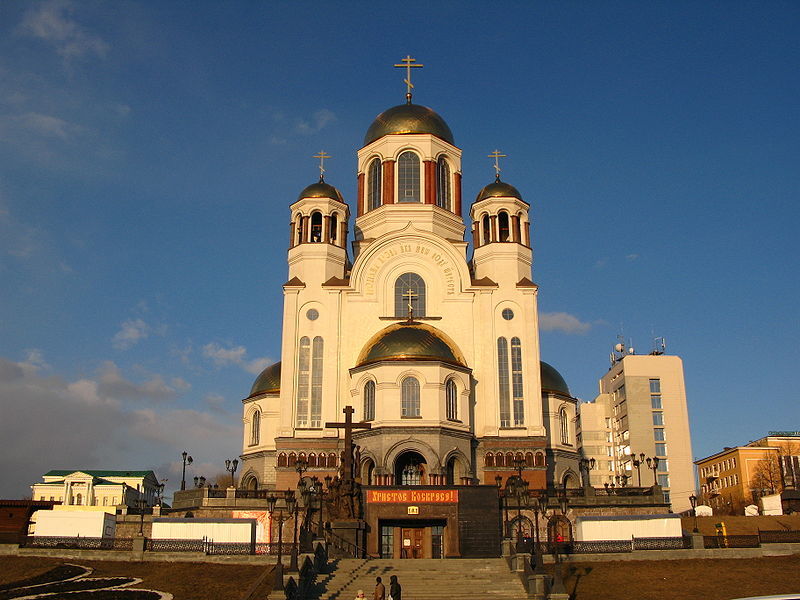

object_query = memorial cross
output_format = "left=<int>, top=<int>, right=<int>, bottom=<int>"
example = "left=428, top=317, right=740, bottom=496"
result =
left=325, top=406, right=371, bottom=481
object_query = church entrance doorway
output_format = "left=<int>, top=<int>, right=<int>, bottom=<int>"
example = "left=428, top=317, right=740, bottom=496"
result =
left=394, top=451, right=427, bottom=485
left=379, top=519, right=446, bottom=559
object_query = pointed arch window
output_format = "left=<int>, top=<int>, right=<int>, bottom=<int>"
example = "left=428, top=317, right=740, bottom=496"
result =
left=436, top=156, right=451, bottom=210
left=560, top=407, right=570, bottom=445
left=498, top=337, right=511, bottom=427
left=482, top=214, right=491, bottom=245
left=401, top=376, right=420, bottom=417
left=394, top=272, right=426, bottom=318
left=367, top=158, right=382, bottom=211
left=250, top=409, right=261, bottom=446
left=398, top=151, right=420, bottom=203
left=364, top=380, right=375, bottom=422
left=310, top=212, right=323, bottom=242
left=296, top=336, right=323, bottom=428
left=446, top=379, right=458, bottom=421
left=498, top=211, right=510, bottom=242
left=498, top=337, right=525, bottom=427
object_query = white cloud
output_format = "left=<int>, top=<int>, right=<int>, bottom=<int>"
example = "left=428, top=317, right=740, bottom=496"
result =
left=626, top=253, right=639, bottom=261
left=295, top=109, right=336, bottom=135
left=202, top=342, right=271, bottom=374
left=0, top=353, right=235, bottom=499
left=18, top=0, right=109, bottom=61
left=540, top=312, right=592, bottom=335
left=112, top=318, right=150, bottom=350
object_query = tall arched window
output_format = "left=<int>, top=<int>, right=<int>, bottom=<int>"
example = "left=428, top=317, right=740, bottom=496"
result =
left=250, top=409, right=261, bottom=446
left=367, top=158, right=382, bottom=210
left=330, top=213, right=338, bottom=243
left=310, top=212, right=323, bottom=242
left=296, top=336, right=323, bottom=428
left=498, top=211, right=510, bottom=242
left=398, top=151, right=420, bottom=203
left=364, top=380, right=375, bottom=421
left=436, top=156, right=451, bottom=210
left=482, top=214, right=491, bottom=245
left=394, top=272, right=426, bottom=318
left=497, top=337, right=511, bottom=427
left=401, top=376, right=420, bottom=417
left=446, top=379, right=458, bottom=421
left=510, top=337, right=525, bottom=425
left=295, top=213, right=304, bottom=245
left=560, top=407, right=570, bottom=444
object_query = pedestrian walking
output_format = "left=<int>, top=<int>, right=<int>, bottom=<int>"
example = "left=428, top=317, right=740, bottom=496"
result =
left=389, top=574, right=401, bottom=600
left=374, top=576, right=386, bottom=600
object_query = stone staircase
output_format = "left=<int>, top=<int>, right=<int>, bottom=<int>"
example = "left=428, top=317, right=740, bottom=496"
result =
left=307, top=558, right=529, bottom=600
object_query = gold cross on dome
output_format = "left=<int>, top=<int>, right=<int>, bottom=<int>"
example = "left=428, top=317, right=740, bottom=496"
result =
left=403, top=288, right=418, bottom=321
left=394, top=55, right=424, bottom=103
left=313, top=150, right=332, bottom=181
left=488, top=150, right=507, bottom=179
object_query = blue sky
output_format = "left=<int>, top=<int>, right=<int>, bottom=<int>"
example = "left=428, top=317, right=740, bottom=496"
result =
left=1, top=1, right=798, bottom=500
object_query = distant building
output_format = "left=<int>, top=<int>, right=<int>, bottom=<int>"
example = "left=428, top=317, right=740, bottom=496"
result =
left=577, top=351, right=694, bottom=513
left=695, top=432, right=800, bottom=512
left=31, top=470, right=160, bottom=510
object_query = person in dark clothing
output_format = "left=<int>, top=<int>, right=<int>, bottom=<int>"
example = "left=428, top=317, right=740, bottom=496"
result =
left=374, top=576, right=385, bottom=600
left=389, top=575, right=401, bottom=600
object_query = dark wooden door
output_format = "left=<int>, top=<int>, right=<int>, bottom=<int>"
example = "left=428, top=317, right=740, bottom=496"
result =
left=401, top=527, right=425, bottom=558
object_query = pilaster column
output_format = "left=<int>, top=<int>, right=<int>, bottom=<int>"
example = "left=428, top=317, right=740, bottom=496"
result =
left=490, top=215, right=498, bottom=242
left=383, top=160, right=395, bottom=205
left=322, top=215, right=330, bottom=243
left=357, top=172, right=365, bottom=217
left=511, top=215, right=520, bottom=243
left=454, top=172, right=462, bottom=216
left=424, top=160, right=436, bottom=205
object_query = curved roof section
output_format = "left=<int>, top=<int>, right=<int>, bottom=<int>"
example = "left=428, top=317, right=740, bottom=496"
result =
left=364, top=103, right=454, bottom=146
left=540, top=361, right=570, bottom=396
left=297, top=180, right=345, bottom=204
left=475, top=177, right=524, bottom=203
left=249, top=361, right=281, bottom=398
left=356, top=322, right=466, bottom=368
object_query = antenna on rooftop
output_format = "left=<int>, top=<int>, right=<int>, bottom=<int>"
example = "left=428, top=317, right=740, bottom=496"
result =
left=651, top=336, right=666, bottom=355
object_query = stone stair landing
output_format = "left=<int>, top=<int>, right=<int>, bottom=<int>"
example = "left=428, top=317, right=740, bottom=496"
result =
left=308, top=558, right=529, bottom=600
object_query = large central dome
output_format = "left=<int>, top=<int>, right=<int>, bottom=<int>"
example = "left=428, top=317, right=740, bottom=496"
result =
left=364, top=103, right=454, bottom=146
left=356, top=322, right=466, bottom=367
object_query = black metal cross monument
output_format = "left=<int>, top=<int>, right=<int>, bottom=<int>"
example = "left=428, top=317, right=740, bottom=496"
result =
left=326, top=406, right=371, bottom=481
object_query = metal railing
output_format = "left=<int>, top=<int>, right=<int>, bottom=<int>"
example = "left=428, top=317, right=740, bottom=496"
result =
left=759, top=529, right=800, bottom=543
left=703, top=534, right=760, bottom=548
left=22, top=536, right=133, bottom=550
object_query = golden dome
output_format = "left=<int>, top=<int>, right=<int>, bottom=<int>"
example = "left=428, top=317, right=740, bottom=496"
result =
left=356, top=322, right=466, bottom=368
left=297, top=180, right=345, bottom=203
left=475, top=177, right=524, bottom=203
left=248, top=361, right=281, bottom=398
left=540, top=361, right=570, bottom=396
left=364, top=103, right=454, bottom=146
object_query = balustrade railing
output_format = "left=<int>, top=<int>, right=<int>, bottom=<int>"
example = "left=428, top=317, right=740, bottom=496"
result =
left=22, top=536, right=133, bottom=550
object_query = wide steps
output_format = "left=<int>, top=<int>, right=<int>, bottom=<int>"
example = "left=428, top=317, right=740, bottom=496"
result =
left=309, top=558, right=528, bottom=600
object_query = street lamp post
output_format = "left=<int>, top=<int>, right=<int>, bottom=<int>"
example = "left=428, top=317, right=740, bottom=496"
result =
left=532, top=494, right=548, bottom=573
left=135, top=497, right=148, bottom=536
left=180, top=451, right=193, bottom=491
left=285, top=490, right=300, bottom=571
left=632, top=453, right=645, bottom=487
left=267, top=493, right=291, bottom=592
left=645, top=457, right=660, bottom=486
left=193, top=475, right=206, bottom=489
left=225, top=458, right=239, bottom=487
left=549, top=486, right=570, bottom=596
left=579, top=457, right=596, bottom=488
left=689, top=494, right=699, bottom=533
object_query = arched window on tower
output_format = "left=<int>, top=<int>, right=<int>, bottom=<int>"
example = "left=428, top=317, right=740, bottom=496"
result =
left=446, top=379, right=458, bottom=421
left=482, top=214, right=491, bottom=245
left=498, top=211, right=510, bottom=242
left=310, top=212, right=323, bottom=242
left=367, top=158, right=382, bottom=210
left=250, top=409, right=260, bottom=446
left=560, top=407, right=570, bottom=445
left=394, top=273, right=426, bottom=318
left=497, top=337, right=511, bottom=427
left=511, top=337, right=525, bottom=425
left=436, top=156, right=451, bottom=210
left=398, top=151, right=420, bottom=203
left=364, top=380, right=375, bottom=421
left=330, top=213, right=338, bottom=243
left=296, top=336, right=324, bottom=428
left=295, top=213, right=304, bottom=245
left=401, top=376, right=420, bottom=417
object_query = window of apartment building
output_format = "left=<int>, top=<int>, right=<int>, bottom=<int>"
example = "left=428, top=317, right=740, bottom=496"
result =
left=605, top=417, right=612, bottom=428
left=655, top=443, right=667, bottom=456
left=658, top=459, right=669, bottom=472
left=657, top=474, right=670, bottom=487
left=652, top=412, right=664, bottom=426
left=651, top=395, right=662, bottom=409
left=606, top=446, right=613, bottom=457
left=663, top=491, right=671, bottom=504
left=649, top=378, right=661, bottom=393
left=654, top=428, right=666, bottom=441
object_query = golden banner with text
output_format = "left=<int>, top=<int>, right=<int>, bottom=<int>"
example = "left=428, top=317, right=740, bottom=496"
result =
left=367, top=489, right=459, bottom=504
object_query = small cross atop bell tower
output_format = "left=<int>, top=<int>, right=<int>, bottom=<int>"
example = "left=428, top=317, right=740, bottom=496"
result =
left=488, top=149, right=507, bottom=182
left=394, top=55, right=424, bottom=104
left=314, top=150, right=331, bottom=182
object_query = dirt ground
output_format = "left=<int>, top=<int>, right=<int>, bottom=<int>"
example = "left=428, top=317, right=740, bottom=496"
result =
left=1, top=555, right=799, bottom=600
left=0, top=557, right=271, bottom=600
left=561, top=555, right=800, bottom=600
